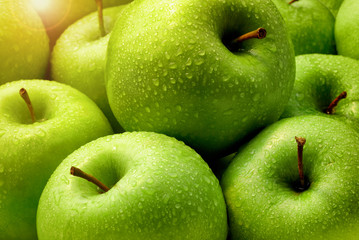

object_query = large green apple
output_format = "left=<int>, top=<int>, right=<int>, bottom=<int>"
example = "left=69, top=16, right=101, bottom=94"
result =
left=318, top=0, right=344, bottom=17
left=0, top=80, right=113, bottom=239
left=335, top=0, right=359, bottom=60
left=221, top=115, right=359, bottom=239
left=0, top=0, right=49, bottom=84
left=106, top=0, right=295, bottom=158
left=28, top=0, right=132, bottom=47
left=281, top=54, right=359, bottom=130
left=271, top=0, right=335, bottom=55
left=37, top=131, right=228, bottom=240
left=52, top=5, right=128, bottom=133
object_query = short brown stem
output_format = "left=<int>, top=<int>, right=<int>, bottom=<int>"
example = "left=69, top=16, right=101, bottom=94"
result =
left=295, top=136, right=306, bottom=188
left=19, top=88, right=36, bottom=123
left=232, top=28, right=267, bottom=44
left=325, top=91, right=347, bottom=115
left=95, top=0, right=106, bottom=37
left=288, top=0, right=299, bottom=4
left=70, top=166, right=110, bottom=193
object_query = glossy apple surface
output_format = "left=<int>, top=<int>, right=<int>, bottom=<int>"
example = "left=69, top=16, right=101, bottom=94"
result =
left=335, top=0, right=359, bottom=60
left=106, top=0, right=295, bottom=158
left=37, top=132, right=228, bottom=240
left=0, top=80, right=113, bottom=239
left=281, top=54, right=359, bottom=130
left=221, top=115, right=359, bottom=239
left=52, top=6, right=127, bottom=132
left=0, top=0, right=49, bottom=84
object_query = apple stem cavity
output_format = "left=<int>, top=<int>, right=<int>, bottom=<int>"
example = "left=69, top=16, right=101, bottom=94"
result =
left=70, top=166, right=110, bottom=193
left=19, top=88, right=36, bottom=123
left=325, top=91, right=347, bottom=115
left=295, top=136, right=306, bottom=190
left=95, top=0, right=106, bottom=37
left=288, top=0, right=299, bottom=4
left=232, top=28, right=267, bottom=44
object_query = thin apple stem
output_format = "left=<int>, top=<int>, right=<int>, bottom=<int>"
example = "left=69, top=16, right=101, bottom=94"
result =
left=288, top=0, right=298, bottom=4
left=325, top=91, right=347, bottom=114
left=19, top=88, right=36, bottom=123
left=70, top=166, right=110, bottom=193
left=295, top=136, right=306, bottom=188
left=95, top=0, right=106, bottom=37
left=231, top=28, right=267, bottom=44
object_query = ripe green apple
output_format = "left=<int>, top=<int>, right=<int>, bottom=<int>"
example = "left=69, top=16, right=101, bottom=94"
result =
left=0, top=80, right=113, bottom=239
left=106, top=0, right=295, bottom=158
left=271, top=0, right=335, bottom=55
left=37, top=131, right=228, bottom=240
left=335, top=0, right=359, bottom=60
left=28, top=0, right=132, bottom=47
left=281, top=54, right=359, bottom=130
left=318, top=0, right=344, bottom=17
left=0, top=0, right=49, bottom=84
left=221, top=115, right=359, bottom=239
left=52, top=5, right=128, bottom=133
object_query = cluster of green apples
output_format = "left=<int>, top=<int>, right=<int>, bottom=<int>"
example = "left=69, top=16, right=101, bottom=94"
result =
left=0, top=0, right=359, bottom=239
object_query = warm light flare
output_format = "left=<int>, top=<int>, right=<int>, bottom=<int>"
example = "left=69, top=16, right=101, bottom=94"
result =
left=30, top=0, right=52, bottom=12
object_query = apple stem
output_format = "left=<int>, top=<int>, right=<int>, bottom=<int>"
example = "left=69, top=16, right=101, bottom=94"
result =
left=95, top=0, right=106, bottom=37
left=231, top=28, right=267, bottom=44
left=288, top=0, right=298, bottom=4
left=325, top=91, right=347, bottom=115
left=19, top=88, right=36, bottom=123
left=295, top=136, right=306, bottom=189
left=70, top=166, right=110, bottom=193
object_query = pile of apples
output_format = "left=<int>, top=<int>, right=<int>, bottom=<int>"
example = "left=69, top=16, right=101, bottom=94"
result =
left=1, top=0, right=358, bottom=239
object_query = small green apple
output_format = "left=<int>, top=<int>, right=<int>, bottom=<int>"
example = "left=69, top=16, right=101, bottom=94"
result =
left=0, top=80, right=113, bottom=239
left=335, top=0, right=359, bottom=60
left=51, top=4, right=128, bottom=133
left=0, top=0, right=49, bottom=84
left=106, top=0, right=295, bottom=158
left=37, top=132, right=228, bottom=240
left=28, top=0, right=132, bottom=47
left=221, top=115, right=359, bottom=239
left=271, top=0, right=335, bottom=55
left=281, top=54, right=359, bottom=130
left=318, top=0, right=344, bottom=17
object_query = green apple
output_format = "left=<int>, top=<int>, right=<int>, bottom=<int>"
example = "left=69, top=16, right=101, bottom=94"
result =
left=37, top=131, right=228, bottom=240
left=318, top=0, right=344, bottom=17
left=52, top=4, right=128, bottom=133
left=271, top=0, right=335, bottom=55
left=281, top=54, right=359, bottom=130
left=0, top=0, right=49, bottom=84
left=335, top=0, right=359, bottom=60
left=0, top=80, right=113, bottom=239
left=28, top=0, right=132, bottom=48
left=221, top=115, right=359, bottom=239
left=106, top=0, right=295, bottom=158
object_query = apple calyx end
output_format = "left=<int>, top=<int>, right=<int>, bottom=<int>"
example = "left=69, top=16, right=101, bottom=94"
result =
left=325, top=91, right=347, bottom=115
left=70, top=166, right=110, bottom=193
left=19, top=88, right=36, bottom=123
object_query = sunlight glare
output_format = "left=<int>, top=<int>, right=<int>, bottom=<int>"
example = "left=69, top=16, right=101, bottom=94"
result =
left=30, top=0, right=52, bottom=12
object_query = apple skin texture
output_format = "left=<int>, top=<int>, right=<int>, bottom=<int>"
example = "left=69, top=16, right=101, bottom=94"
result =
left=0, top=0, right=49, bottom=84
left=52, top=6, right=127, bottom=133
left=221, top=115, right=359, bottom=240
left=106, top=0, right=295, bottom=158
left=335, top=0, right=359, bottom=60
left=318, top=0, right=344, bottom=17
left=271, top=0, right=335, bottom=55
left=281, top=54, right=359, bottom=130
left=37, top=132, right=228, bottom=240
left=0, top=80, right=113, bottom=239
left=30, top=0, right=133, bottom=47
